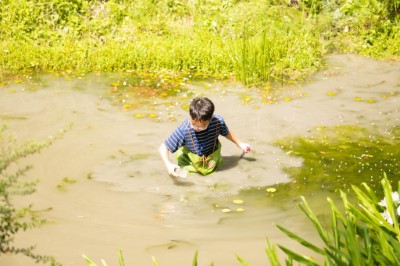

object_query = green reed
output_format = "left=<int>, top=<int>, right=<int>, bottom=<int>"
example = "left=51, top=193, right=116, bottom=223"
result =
left=229, top=18, right=321, bottom=86
left=265, top=175, right=400, bottom=265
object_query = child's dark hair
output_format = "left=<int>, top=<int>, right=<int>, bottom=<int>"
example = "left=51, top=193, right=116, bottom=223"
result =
left=189, top=97, right=214, bottom=121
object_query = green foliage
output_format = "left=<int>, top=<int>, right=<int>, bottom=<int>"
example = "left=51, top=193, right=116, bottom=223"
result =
left=0, top=125, right=63, bottom=265
left=229, top=11, right=321, bottom=86
left=304, top=0, right=400, bottom=56
left=0, top=0, right=399, bottom=86
left=266, top=175, right=400, bottom=265
left=0, top=0, right=323, bottom=86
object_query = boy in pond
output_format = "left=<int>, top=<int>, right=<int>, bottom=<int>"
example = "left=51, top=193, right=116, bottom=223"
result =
left=159, top=97, right=251, bottom=176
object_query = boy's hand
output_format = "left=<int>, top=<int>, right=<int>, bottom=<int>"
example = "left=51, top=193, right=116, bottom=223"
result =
left=167, top=163, right=179, bottom=177
left=239, top=143, right=251, bottom=153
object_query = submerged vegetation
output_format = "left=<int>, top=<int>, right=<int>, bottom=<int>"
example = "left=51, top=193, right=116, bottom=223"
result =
left=274, top=124, right=400, bottom=194
left=1, top=0, right=399, bottom=86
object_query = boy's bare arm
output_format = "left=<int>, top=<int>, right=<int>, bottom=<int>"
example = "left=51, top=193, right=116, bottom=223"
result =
left=225, top=131, right=251, bottom=153
left=159, top=143, right=179, bottom=176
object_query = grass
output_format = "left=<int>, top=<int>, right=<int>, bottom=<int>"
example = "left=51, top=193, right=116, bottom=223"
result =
left=1, top=0, right=399, bottom=86
left=265, top=175, right=400, bottom=265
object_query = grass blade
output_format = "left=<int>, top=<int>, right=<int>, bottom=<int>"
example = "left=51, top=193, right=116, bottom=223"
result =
left=265, top=238, right=281, bottom=266
left=192, top=250, right=198, bottom=266
left=276, top=224, right=325, bottom=255
left=277, top=245, right=319, bottom=266
left=299, top=196, right=330, bottom=245
left=117, top=249, right=124, bottom=266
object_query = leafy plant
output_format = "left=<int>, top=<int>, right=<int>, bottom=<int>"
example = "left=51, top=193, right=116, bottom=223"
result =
left=0, top=125, right=63, bottom=265
left=266, top=174, right=400, bottom=265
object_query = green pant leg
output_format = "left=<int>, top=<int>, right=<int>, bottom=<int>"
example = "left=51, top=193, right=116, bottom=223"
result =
left=175, top=146, right=197, bottom=173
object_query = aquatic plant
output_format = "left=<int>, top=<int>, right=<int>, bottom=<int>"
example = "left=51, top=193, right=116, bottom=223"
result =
left=0, top=125, right=63, bottom=265
left=265, top=175, right=400, bottom=265
left=379, top=191, right=400, bottom=225
left=274, top=125, right=400, bottom=194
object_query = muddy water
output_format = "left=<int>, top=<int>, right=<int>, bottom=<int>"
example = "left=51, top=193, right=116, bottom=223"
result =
left=0, top=54, right=399, bottom=266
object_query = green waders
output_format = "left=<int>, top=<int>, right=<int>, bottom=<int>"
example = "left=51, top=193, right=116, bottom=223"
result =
left=175, top=143, right=223, bottom=175
left=175, top=118, right=223, bottom=175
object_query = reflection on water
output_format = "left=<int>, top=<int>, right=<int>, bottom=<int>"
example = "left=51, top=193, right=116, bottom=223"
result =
left=0, top=54, right=399, bottom=265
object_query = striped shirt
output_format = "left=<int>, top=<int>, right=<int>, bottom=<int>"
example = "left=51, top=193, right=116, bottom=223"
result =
left=164, top=115, right=229, bottom=156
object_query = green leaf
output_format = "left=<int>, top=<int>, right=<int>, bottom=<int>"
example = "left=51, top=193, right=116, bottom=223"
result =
left=327, top=198, right=341, bottom=249
left=360, top=227, right=373, bottom=264
left=278, top=245, right=319, bottom=265
left=360, top=182, right=380, bottom=203
left=236, top=254, right=251, bottom=266
left=382, top=177, right=400, bottom=236
left=343, top=219, right=362, bottom=266
left=277, top=224, right=325, bottom=255
left=265, top=238, right=281, bottom=266
left=117, top=249, right=124, bottom=266
left=152, top=256, right=159, bottom=266
left=192, top=250, right=198, bottom=266
left=324, top=246, right=350, bottom=265
left=82, top=255, right=98, bottom=266
left=299, top=196, right=330, bottom=245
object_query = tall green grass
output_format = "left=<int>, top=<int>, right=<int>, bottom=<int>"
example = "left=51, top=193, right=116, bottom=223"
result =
left=0, top=0, right=399, bottom=84
left=266, top=175, right=400, bottom=265
left=0, top=0, right=371, bottom=86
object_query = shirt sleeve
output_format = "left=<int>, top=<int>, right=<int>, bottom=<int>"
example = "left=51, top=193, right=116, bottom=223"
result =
left=164, top=121, right=187, bottom=153
left=216, top=115, right=229, bottom=136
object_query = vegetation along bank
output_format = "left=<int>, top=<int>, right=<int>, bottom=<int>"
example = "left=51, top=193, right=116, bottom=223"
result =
left=1, top=0, right=399, bottom=86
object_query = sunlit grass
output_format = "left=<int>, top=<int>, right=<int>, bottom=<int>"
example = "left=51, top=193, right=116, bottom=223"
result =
left=0, top=0, right=324, bottom=86
left=2, top=0, right=399, bottom=86
left=266, top=175, right=400, bottom=265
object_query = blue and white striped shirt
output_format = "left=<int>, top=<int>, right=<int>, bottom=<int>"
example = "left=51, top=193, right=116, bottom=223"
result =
left=164, top=115, right=229, bottom=156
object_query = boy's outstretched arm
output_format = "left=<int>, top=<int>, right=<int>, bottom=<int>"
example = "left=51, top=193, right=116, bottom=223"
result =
left=225, top=131, right=251, bottom=153
left=159, top=143, right=179, bottom=176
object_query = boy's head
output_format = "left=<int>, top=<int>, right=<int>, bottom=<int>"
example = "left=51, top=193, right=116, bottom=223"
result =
left=189, top=97, right=214, bottom=122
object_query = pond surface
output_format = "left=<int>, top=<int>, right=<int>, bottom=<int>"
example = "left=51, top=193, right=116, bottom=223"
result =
left=0, top=54, right=399, bottom=265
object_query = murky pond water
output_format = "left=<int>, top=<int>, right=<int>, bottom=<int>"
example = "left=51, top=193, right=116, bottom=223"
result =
left=0, top=54, right=399, bottom=265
